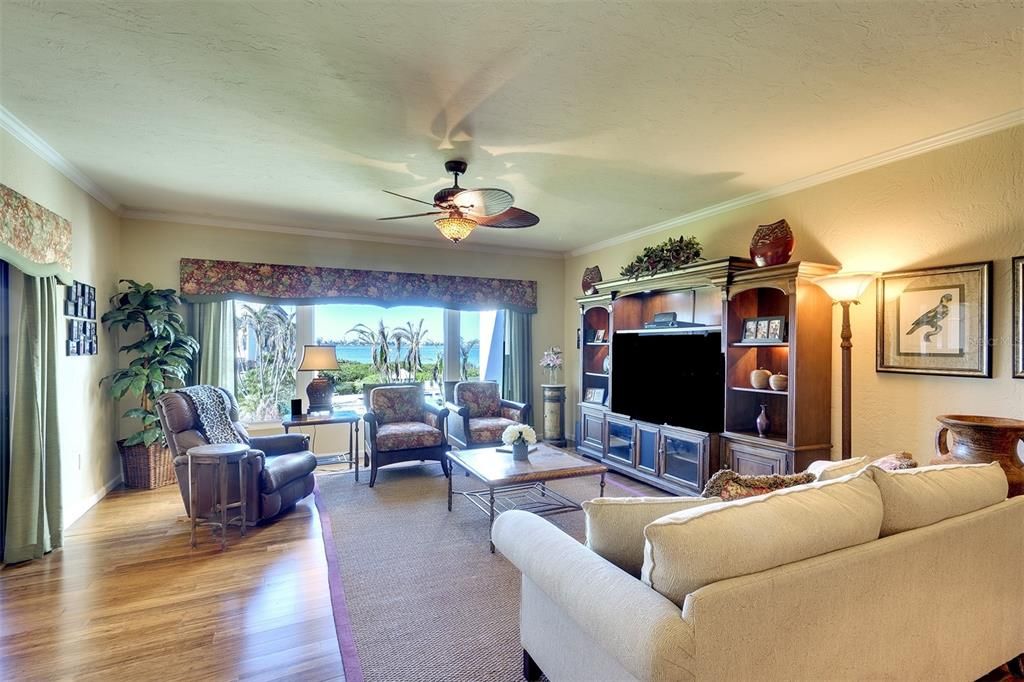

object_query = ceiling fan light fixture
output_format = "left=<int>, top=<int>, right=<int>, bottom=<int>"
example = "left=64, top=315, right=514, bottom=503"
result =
left=434, top=213, right=477, bottom=243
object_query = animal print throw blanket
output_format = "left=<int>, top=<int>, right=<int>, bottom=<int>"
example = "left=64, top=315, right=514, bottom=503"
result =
left=177, top=386, right=248, bottom=445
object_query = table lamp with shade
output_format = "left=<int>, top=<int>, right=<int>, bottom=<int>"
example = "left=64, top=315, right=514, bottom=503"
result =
left=814, top=272, right=876, bottom=460
left=297, top=345, right=340, bottom=414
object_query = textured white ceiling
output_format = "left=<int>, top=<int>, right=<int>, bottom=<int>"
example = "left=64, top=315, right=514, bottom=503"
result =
left=1, top=1, right=1021, bottom=252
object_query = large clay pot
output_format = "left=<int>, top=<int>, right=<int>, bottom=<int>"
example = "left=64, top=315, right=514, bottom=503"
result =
left=933, top=414, right=1024, bottom=497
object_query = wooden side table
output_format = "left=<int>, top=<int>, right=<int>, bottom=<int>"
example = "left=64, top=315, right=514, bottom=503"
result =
left=541, top=384, right=567, bottom=447
left=282, top=410, right=361, bottom=480
left=186, top=443, right=250, bottom=550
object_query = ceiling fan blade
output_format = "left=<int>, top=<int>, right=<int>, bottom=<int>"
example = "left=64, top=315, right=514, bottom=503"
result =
left=382, top=189, right=437, bottom=207
left=454, top=187, right=514, bottom=217
left=475, top=207, right=540, bottom=229
left=377, top=210, right=445, bottom=221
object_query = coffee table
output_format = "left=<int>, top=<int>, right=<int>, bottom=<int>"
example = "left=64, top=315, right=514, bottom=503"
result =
left=447, top=444, right=608, bottom=552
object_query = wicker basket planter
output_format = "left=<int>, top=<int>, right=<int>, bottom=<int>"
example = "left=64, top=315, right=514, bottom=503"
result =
left=118, top=440, right=176, bottom=489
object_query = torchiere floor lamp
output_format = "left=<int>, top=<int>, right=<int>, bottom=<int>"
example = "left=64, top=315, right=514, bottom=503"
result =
left=815, top=273, right=876, bottom=460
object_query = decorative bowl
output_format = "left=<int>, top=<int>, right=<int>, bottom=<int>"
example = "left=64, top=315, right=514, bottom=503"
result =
left=769, top=374, right=789, bottom=391
left=750, top=368, right=772, bottom=389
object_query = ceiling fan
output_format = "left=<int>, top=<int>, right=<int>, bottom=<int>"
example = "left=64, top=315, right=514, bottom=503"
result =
left=378, top=160, right=539, bottom=243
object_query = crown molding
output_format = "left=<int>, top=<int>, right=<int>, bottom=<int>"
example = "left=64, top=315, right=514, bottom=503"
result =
left=0, top=105, right=121, bottom=212
left=567, top=108, right=1024, bottom=258
left=119, top=208, right=565, bottom=260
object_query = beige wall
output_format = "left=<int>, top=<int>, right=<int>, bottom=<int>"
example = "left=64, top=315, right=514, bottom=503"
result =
left=118, top=217, right=566, bottom=436
left=1, top=129, right=122, bottom=525
left=564, top=125, right=1024, bottom=463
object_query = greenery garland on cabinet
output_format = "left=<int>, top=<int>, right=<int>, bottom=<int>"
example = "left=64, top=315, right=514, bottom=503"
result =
left=620, top=235, right=704, bottom=280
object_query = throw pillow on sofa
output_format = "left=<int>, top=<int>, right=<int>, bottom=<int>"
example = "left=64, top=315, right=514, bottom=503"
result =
left=871, top=452, right=917, bottom=471
left=700, top=469, right=815, bottom=500
left=868, top=461, right=1008, bottom=537
left=642, top=469, right=883, bottom=607
left=805, top=455, right=868, bottom=481
left=582, top=496, right=721, bottom=576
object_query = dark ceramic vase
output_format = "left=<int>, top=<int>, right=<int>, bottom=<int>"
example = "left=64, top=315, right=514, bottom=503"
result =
left=932, top=414, right=1024, bottom=497
left=755, top=404, right=770, bottom=438
left=750, top=219, right=795, bottom=267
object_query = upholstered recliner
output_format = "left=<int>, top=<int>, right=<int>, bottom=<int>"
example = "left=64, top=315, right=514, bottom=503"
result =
left=156, top=387, right=317, bottom=524
left=363, top=384, right=450, bottom=487
left=446, top=381, right=531, bottom=449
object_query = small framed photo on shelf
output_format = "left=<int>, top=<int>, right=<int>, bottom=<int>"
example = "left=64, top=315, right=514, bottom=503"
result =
left=740, top=316, right=786, bottom=344
left=876, top=261, right=992, bottom=378
left=584, top=387, right=606, bottom=404
left=593, top=329, right=606, bottom=343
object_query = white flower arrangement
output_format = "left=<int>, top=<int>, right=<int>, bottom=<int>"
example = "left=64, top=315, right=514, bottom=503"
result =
left=539, top=346, right=563, bottom=370
left=501, top=423, right=538, bottom=446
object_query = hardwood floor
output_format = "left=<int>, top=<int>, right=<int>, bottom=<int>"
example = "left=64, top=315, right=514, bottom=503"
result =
left=0, top=476, right=346, bottom=681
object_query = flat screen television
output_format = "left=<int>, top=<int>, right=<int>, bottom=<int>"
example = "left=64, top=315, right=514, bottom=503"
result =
left=610, top=330, right=724, bottom=433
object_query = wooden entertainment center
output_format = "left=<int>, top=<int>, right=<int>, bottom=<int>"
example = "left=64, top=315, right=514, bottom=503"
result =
left=575, top=257, right=838, bottom=495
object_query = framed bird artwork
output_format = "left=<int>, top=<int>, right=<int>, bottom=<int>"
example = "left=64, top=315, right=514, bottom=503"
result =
left=876, top=261, right=992, bottom=377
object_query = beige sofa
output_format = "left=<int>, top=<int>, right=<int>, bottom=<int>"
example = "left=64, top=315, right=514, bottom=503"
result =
left=493, top=463, right=1024, bottom=681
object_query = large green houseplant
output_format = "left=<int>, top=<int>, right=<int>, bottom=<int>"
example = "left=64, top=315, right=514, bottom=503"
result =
left=101, top=280, right=198, bottom=488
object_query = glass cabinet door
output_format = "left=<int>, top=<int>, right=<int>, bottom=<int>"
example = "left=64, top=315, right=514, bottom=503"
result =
left=661, top=432, right=705, bottom=488
left=605, top=418, right=635, bottom=465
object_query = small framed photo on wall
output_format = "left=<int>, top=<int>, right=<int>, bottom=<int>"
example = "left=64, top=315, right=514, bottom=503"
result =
left=876, top=261, right=992, bottom=378
left=1013, top=256, right=1023, bottom=379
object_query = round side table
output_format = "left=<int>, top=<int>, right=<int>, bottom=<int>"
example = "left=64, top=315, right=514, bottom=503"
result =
left=186, top=443, right=250, bottom=550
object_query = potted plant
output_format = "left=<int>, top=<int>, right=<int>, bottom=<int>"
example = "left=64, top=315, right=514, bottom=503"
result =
left=100, top=280, right=198, bottom=488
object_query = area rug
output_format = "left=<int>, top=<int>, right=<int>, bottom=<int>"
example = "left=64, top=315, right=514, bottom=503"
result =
left=315, top=463, right=663, bottom=682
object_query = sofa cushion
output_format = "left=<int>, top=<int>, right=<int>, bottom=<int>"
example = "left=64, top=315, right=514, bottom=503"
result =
left=469, top=416, right=517, bottom=443
left=869, top=461, right=1008, bottom=537
left=260, top=451, right=317, bottom=493
left=583, top=496, right=721, bottom=576
left=371, top=385, right=424, bottom=425
left=456, top=381, right=501, bottom=418
left=701, top=469, right=815, bottom=500
left=642, top=469, right=882, bottom=607
left=805, top=456, right=868, bottom=481
left=375, top=421, right=444, bottom=452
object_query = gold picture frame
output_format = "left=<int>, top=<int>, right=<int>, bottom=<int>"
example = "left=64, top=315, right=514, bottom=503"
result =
left=1014, top=256, right=1023, bottom=379
left=876, top=261, right=992, bottom=378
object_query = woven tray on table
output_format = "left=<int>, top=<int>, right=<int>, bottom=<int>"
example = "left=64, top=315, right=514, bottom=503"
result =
left=118, top=440, right=176, bottom=489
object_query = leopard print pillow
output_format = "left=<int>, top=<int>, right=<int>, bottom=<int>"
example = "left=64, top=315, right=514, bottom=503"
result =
left=701, top=469, right=816, bottom=501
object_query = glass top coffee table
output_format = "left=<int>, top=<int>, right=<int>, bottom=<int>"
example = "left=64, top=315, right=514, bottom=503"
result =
left=447, top=444, right=608, bottom=552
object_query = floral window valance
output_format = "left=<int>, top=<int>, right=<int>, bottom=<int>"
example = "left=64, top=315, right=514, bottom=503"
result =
left=0, top=183, right=72, bottom=279
left=180, top=258, right=538, bottom=313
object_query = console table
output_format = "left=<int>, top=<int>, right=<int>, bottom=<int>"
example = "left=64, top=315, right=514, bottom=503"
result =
left=282, top=410, right=361, bottom=480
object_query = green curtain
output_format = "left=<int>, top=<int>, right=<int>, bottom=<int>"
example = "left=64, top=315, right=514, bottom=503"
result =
left=0, top=261, right=9, bottom=560
left=4, top=274, right=62, bottom=564
left=190, top=301, right=235, bottom=389
left=502, top=310, right=533, bottom=416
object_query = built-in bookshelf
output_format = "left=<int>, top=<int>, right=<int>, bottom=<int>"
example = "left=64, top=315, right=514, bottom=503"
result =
left=574, top=257, right=838, bottom=493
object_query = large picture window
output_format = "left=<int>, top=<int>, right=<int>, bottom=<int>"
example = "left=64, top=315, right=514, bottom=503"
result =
left=234, top=301, right=297, bottom=422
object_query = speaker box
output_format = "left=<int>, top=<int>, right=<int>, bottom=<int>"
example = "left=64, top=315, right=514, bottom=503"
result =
left=290, top=398, right=303, bottom=418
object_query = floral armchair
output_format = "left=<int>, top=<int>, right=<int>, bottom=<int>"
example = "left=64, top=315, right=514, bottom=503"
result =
left=363, top=384, right=450, bottom=487
left=446, top=381, right=531, bottom=449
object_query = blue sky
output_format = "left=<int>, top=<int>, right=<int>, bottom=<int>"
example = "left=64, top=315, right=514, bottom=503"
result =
left=315, top=304, right=480, bottom=344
